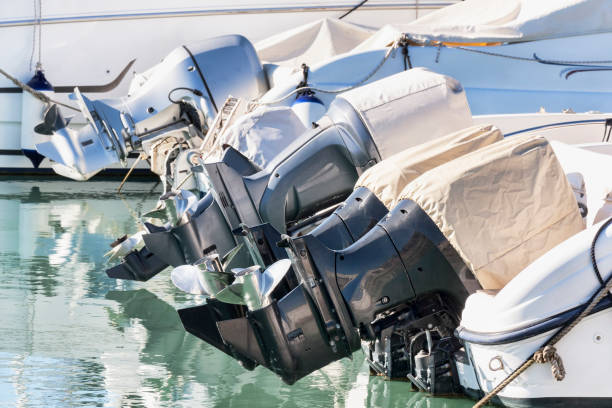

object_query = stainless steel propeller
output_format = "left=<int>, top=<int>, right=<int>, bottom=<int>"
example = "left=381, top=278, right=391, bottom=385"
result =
left=216, top=259, right=292, bottom=310
left=171, top=254, right=234, bottom=296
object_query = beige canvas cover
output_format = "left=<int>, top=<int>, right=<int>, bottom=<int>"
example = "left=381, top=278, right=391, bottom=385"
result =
left=355, top=124, right=503, bottom=209
left=255, top=18, right=374, bottom=69
left=401, top=135, right=584, bottom=290
left=339, top=68, right=473, bottom=160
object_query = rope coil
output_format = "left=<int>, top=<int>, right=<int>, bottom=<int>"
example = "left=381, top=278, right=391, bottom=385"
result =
left=533, top=345, right=565, bottom=381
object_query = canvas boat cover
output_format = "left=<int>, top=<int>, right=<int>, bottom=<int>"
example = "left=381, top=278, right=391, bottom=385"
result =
left=213, top=106, right=306, bottom=168
left=338, top=68, right=473, bottom=160
left=359, top=0, right=612, bottom=47
left=355, top=124, right=503, bottom=209
left=255, top=18, right=374, bottom=69
left=401, top=135, right=584, bottom=290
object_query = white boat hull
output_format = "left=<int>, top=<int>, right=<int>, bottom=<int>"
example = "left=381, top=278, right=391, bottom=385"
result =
left=465, top=309, right=612, bottom=406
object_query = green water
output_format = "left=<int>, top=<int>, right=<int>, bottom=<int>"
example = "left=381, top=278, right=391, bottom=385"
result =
left=0, top=178, right=474, bottom=408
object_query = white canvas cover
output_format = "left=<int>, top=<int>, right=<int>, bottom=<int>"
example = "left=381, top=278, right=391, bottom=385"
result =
left=398, top=0, right=612, bottom=44
left=355, top=124, right=503, bottom=209
left=214, top=106, right=306, bottom=168
left=401, top=135, right=584, bottom=290
left=339, top=68, right=473, bottom=160
left=255, top=18, right=374, bottom=69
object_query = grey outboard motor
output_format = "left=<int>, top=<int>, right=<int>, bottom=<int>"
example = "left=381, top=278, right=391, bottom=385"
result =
left=36, top=35, right=268, bottom=180
left=139, top=69, right=472, bottom=276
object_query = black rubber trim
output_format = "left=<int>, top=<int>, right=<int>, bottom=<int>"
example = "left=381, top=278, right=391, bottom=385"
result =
left=1, top=149, right=139, bottom=159
left=0, top=149, right=24, bottom=156
left=456, top=296, right=612, bottom=346
left=0, top=150, right=139, bottom=159
left=0, top=167, right=156, bottom=179
left=0, top=59, right=134, bottom=94
left=182, top=45, right=218, bottom=113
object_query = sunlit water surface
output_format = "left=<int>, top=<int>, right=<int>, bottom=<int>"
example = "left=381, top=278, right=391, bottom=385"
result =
left=0, top=178, right=474, bottom=408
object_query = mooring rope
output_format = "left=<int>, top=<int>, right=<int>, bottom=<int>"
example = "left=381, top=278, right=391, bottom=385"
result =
left=254, top=34, right=408, bottom=106
left=473, top=217, right=612, bottom=408
left=0, top=67, right=79, bottom=111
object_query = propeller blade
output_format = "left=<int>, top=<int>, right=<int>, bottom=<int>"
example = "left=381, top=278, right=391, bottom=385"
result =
left=104, top=231, right=145, bottom=262
left=215, top=283, right=246, bottom=305
left=171, top=264, right=209, bottom=296
left=219, top=259, right=292, bottom=310
left=258, top=259, right=292, bottom=301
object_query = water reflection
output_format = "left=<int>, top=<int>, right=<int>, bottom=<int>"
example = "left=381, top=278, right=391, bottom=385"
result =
left=0, top=178, right=473, bottom=407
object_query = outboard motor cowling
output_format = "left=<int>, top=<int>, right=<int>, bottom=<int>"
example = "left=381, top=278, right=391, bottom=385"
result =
left=207, top=68, right=473, bottom=235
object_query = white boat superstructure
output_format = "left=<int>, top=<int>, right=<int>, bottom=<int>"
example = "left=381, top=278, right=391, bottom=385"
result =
left=0, top=0, right=455, bottom=175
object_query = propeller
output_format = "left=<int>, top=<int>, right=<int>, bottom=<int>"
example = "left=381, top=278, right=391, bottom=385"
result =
left=171, top=264, right=209, bottom=295
left=171, top=254, right=234, bottom=296
left=34, top=104, right=70, bottom=135
left=142, top=190, right=199, bottom=226
left=216, top=259, right=292, bottom=310
left=104, top=231, right=145, bottom=262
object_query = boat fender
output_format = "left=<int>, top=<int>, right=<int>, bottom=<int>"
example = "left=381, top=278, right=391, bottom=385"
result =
left=291, top=63, right=326, bottom=127
left=291, top=93, right=326, bottom=128
left=21, top=66, right=54, bottom=168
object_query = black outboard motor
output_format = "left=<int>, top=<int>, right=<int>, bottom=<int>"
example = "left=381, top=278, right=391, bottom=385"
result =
left=180, top=198, right=478, bottom=386
left=181, top=133, right=583, bottom=399
left=177, top=122, right=505, bottom=387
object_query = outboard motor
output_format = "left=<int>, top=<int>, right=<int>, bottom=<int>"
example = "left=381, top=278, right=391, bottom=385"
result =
left=137, top=69, right=472, bottom=276
left=175, top=122, right=502, bottom=384
left=175, top=122, right=503, bottom=383
left=179, top=197, right=475, bottom=386
left=179, top=134, right=584, bottom=396
left=35, top=35, right=268, bottom=179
